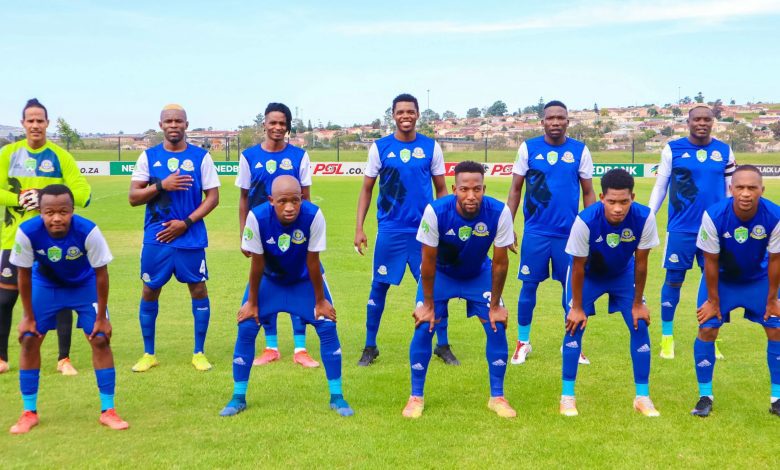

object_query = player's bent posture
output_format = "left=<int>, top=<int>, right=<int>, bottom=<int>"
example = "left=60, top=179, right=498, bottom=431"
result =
left=648, top=106, right=735, bottom=359
left=691, top=165, right=780, bottom=418
left=506, top=100, right=596, bottom=365
left=128, top=104, right=220, bottom=372
left=220, top=176, right=353, bottom=417
left=9, top=185, right=128, bottom=434
left=560, top=169, right=660, bottom=417
left=403, top=161, right=515, bottom=419
left=355, top=93, right=454, bottom=366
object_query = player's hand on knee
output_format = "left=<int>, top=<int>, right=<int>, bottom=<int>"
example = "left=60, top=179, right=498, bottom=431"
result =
left=241, top=248, right=252, bottom=258
left=354, top=230, right=368, bottom=255
left=632, top=303, right=651, bottom=329
left=509, top=231, right=518, bottom=254
left=161, top=170, right=193, bottom=191
left=315, top=299, right=336, bottom=322
left=17, top=317, right=41, bottom=341
left=413, top=303, right=436, bottom=332
left=765, top=298, right=780, bottom=321
left=19, top=189, right=40, bottom=211
left=489, top=305, right=508, bottom=332
left=237, top=302, right=259, bottom=324
left=565, top=308, right=587, bottom=335
left=696, top=300, right=721, bottom=324
left=89, top=317, right=112, bottom=342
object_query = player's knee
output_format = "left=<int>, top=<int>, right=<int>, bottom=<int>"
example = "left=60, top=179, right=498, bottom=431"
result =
left=664, top=270, right=685, bottom=288
left=238, top=319, right=260, bottom=337
left=765, top=327, right=780, bottom=342
left=698, top=327, right=719, bottom=341
left=19, top=335, right=41, bottom=353
left=141, top=285, right=161, bottom=302
left=188, top=282, right=208, bottom=299
left=89, top=334, right=110, bottom=350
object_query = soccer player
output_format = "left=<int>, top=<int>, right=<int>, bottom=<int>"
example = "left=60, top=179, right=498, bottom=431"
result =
left=220, top=175, right=353, bottom=417
left=128, top=104, right=220, bottom=372
left=506, top=100, right=596, bottom=365
left=691, top=165, right=780, bottom=418
left=403, top=161, right=515, bottom=419
left=560, top=169, right=660, bottom=417
left=236, top=102, right=318, bottom=368
left=648, top=105, right=735, bottom=359
left=9, top=185, right=128, bottom=434
left=0, top=98, right=91, bottom=376
left=355, top=93, right=453, bottom=367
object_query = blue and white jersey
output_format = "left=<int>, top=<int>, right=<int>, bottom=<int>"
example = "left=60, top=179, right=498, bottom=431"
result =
left=512, top=136, right=593, bottom=238
left=697, top=197, right=780, bottom=283
left=241, top=200, right=326, bottom=284
left=417, top=194, right=513, bottom=280
left=132, top=143, right=221, bottom=249
left=365, top=133, right=445, bottom=233
left=235, top=143, right=311, bottom=209
left=10, top=214, right=112, bottom=288
left=566, top=202, right=659, bottom=279
left=658, top=137, right=735, bottom=234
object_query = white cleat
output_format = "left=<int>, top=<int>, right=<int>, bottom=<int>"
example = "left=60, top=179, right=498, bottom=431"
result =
left=511, top=341, right=532, bottom=365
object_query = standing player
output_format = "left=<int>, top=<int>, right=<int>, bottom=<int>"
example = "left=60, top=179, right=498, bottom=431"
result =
left=506, top=100, right=596, bottom=365
left=9, top=185, right=128, bottom=434
left=648, top=105, right=735, bottom=359
left=354, top=93, right=452, bottom=367
left=560, top=169, right=660, bottom=417
left=403, top=161, right=515, bottom=419
left=0, top=98, right=91, bottom=376
left=691, top=166, right=780, bottom=418
left=220, top=176, right=353, bottom=417
left=236, top=102, right=317, bottom=368
left=128, top=104, right=220, bottom=372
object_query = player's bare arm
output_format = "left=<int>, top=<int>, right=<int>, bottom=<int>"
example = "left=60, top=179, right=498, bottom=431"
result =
left=432, top=175, right=447, bottom=199
left=354, top=176, right=377, bottom=255
left=632, top=248, right=651, bottom=330
left=238, top=253, right=265, bottom=324
left=89, top=265, right=112, bottom=341
left=16, top=266, right=40, bottom=339
left=308, top=251, right=336, bottom=322
left=413, top=244, right=438, bottom=332
left=697, top=251, right=722, bottom=324
left=766, top=252, right=780, bottom=321
left=128, top=170, right=193, bottom=207
left=580, top=177, right=597, bottom=207
left=566, top=256, right=588, bottom=335
left=487, top=245, right=509, bottom=332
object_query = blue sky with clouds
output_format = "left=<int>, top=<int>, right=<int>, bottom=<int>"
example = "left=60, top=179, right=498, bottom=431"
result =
left=1, top=0, right=778, bottom=133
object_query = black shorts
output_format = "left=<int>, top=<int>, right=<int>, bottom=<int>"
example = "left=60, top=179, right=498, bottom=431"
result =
left=0, top=250, right=17, bottom=286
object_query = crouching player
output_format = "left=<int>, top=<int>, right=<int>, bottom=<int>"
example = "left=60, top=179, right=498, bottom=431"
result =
left=560, top=169, right=661, bottom=417
left=692, top=165, right=780, bottom=417
left=9, top=185, right=128, bottom=434
left=220, top=176, right=353, bottom=417
left=403, top=161, right=515, bottom=419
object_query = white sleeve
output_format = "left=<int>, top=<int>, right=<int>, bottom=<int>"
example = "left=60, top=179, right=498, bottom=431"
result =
left=565, top=216, right=590, bottom=257
left=85, top=226, right=113, bottom=268
left=637, top=212, right=660, bottom=249
left=131, top=152, right=150, bottom=182
left=768, top=219, right=780, bottom=254
left=696, top=212, right=720, bottom=254
left=364, top=144, right=381, bottom=178
left=416, top=205, right=439, bottom=247
left=235, top=153, right=251, bottom=189
left=431, top=142, right=445, bottom=176
left=9, top=230, right=34, bottom=268
left=511, top=142, right=529, bottom=176
left=725, top=147, right=736, bottom=196
left=308, top=209, right=326, bottom=252
left=299, top=152, right=312, bottom=187
left=200, top=153, right=221, bottom=190
left=494, top=206, right=514, bottom=247
left=579, top=146, right=594, bottom=179
left=648, top=145, right=672, bottom=214
left=241, top=211, right=264, bottom=255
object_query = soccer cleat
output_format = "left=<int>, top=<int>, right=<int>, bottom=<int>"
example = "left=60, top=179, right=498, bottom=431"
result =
left=252, top=348, right=280, bottom=366
left=219, top=396, right=247, bottom=417
left=0, top=359, right=9, bottom=374
left=691, top=396, right=713, bottom=417
left=9, top=411, right=39, bottom=434
left=511, top=341, right=532, bottom=365
left=433, top=344, right=460, bottom=366
left=357, top=346, right=379, bottom=367
left=99, top=409, right=129, bottom=430
left=559, top=396, right=578, bottom=416
left=330, top=397, right=355, bottom=417
left=487, top=397, right=517, bottom=418
left=659, top=336, right=675, bottom=359
left=131, top=353, right=159, bottom=372
left=714, top=339, right=725, bottom=360
left=402, top=396, right=424, bottom=418
left=293, top=350, right=320, bottom=368
left=192, top=352, right=212, bottom=371
left=57, top=358, right=78, bottom=376
left=633, top=396, right=660, bottom=417
left=770, top=400, right=780, bottom=417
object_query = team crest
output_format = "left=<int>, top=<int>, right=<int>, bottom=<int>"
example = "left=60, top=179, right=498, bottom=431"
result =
left=47, top=246, right=62, bottom=262
left=280, top=158, right=293, bottom=170
left=520, top=265, right=530, bottom=275
left=243, top=226, right=253, bottom=241
left=668, top=254, right=679, bottom=263
left=699, top=227, right=708, bottom=241
left=1, top=268, right=12, bottom=278
left=13, top=242, right=21, bottom=255
left=400, top=149, right=411, bottom=163
left=388, top=152, right=397, bottom=159
left=561, top=151, right=575, bottom=163
left=39, top=159, right=54, bottom=173
left=458, top=226, right=472, bottom=241
left=711, top=150, right=723, bottom=162
left=473, top=222, right=489, bottom=237
left=167, top=157, right=179, bottom=172
left=266, top=160, right=277, bottom=174
left=142, top=273, right=151, bottom=282
left=546, top=151, right=558, bottom=165
left=412, top=147, right=425, bottom=159
left=734, top=226, right=748, bottom=244
left=696, top=149, right=707, bottom=162
left=278, top=233, right=291, bottom=252
left=378, top=265, right=388, bottom=275
left=620, top=228, right=635, bottom=242
left=180, top=159, right=195, bottom=172
left=421, top=220, right=430, bottom=234
left=24, top=158, right=37, bottom=172
left=606, top=233, right=619, bottom=248
left=291, top=229, right=306, bottom=244
left=65, top=246, right=83, bottom=260
left=751, top=225, right=767, bottom=240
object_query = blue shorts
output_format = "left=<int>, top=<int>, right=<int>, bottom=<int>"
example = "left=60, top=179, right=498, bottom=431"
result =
left=373, top=231, right=421, bottom=285
left=32, top=281, right=104, bottom=335
left=696, top=277, right=780, bottom=329
left=257, top=277, right=334, bottom=324
left=415, top=268, right=501, bottom=321
left=565, top=267, right=635, bottom=316
left=662, top=232, right=703, bottom=271
left=141, top=244, right=208, bottom=289
left=518, top=232, right=569, bottom=282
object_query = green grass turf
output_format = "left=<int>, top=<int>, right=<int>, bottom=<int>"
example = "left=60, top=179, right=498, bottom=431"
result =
left=1, top=177, right=780, bottom=468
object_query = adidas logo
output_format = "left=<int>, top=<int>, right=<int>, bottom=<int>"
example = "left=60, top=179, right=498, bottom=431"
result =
left=637, top=344, right=650, bottom=353
left=535, top=154, right=544, bottom=160
left=367, top=299, right=376, bottom=306
left=333, top=348, right=342, bottom=356
left=233, top=357, right=246, bottom=365
left=724, top=232, right=732, bottom=238
left=255, top=162, right=263, bottom=168
left=411, top=363, right=425, bottom=371
left=446, top=229, right=456, bottom=236
left=196, top=307, right=209, bottom=311
left=153, top=161, right=162, bottom=167
left=565, top=341, right=579, bottom=348
left=697, top=359, right=712, bottom=368
left=595, top=236, right=603, bottom=243
left=36, top=249, right=45, bottom=255
left=661, top=301, right=673, bottom=307
left=266, top=237, right=275, bottom=244
left=491, top=359, right=506, bottom=367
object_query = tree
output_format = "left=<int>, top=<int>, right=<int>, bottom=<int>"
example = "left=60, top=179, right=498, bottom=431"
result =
left=383, top=107, right=395, bottom=130
left=536, top=97, right=545, bottom=118
left=769, top=121, right=780, bottom=140
left=253, top=113, right=264, bottom=127
left=711, top=99, right=724, bottom=119
left=725, top=123, right=756, bottom=152
left=729, top=99, right=736, bottom=105
left=442, top=110, right=457, bottom=120
left=647, top=108, right=659, bottom=117
left=418, top=122, right=435, bottom=138
left=695, top=92, right=704, bottom=103
left=466, top=107, right=481, bottom=119
left=325, top=121, right=342, bottom=131
left=485, top=100, right=508, bottom=117
left=56, top=117, right=82, bottom=149
left=593, top=103, right=599, bottom=114
left=307, top=120, right=313, bottom=132
left=420, top=109, right=440, bottom=123
left=680, top=96, right=692, bottom=105
left=672, top=107, right=683, bottom=117
left=661, top=126, right=674, bottom=137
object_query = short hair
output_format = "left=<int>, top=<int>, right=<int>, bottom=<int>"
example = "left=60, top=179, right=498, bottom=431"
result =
left=688, top=105, right=713, bottom=117
left=544, top=100, right=567, bottom=111
left=265, top=102, right=292, bottom=131
left=600, top=169, right=634, bottom=193
left=392, top=93, right=419, bottom=112
left=453, top=160, right=485, bottom=177
left=733, top=164, right=762, bottom=179
left=23, top=98, right=48, bottom=120
left=39, top=184, right=74, bottom=205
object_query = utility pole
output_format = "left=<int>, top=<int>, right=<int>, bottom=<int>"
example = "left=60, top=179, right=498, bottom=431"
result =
left=427, top=89, right=430, bottom=110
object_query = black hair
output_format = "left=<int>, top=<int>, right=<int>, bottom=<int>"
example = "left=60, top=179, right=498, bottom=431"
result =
left=733, top=164, right=762, bottom=179
left=265, top=102, right=292, bottom=131
left=454, top=160, right=485, bottom=177
left=39, top=184, right=74, bottom=206
left=543, top=100, right=567, bottom=111
left=600, top=168, right=634, bottom=193
left=392, top=93, right=419, bottom=112
left=688, top=105, right=713, bottom=117
left=23, top=98, right=48, bottom=120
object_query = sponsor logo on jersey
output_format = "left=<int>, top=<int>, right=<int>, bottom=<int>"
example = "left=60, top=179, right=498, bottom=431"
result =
left=445, top=229, right=455, bottom=236
left=36, top=249, right=45, bottom=255
left=546, top=151, right=558, bottom=165
left=233, top=357, right=245, bottom=365
left=520, top=265, right=530, bottom=275
left=24, top=158, right=37, bottom=172
left=400, top=149, right=411, bottom=163
left=458, top=226, right=472, bottom=241
left=699, top=227, right=709, bottom=241
left=388, top=152, right=397, bottom=158
left=39, top=159, right=55, bottom=173
left=620, top=228, right=635, bottom=242
left=180, top=159, right=194, bottom=172
left=47, top=246, right=62, bottom=262
left=412, top=147, right=425, bottom=159
left=535, top=154, right=544, bottom=160
left=278, top=233, right=291, bottom=252
left=1, top=268, right=12, bottom=277
left=668, top=253, right=679, bottom=263
left=682, top=152, right=691, bottom=159
left=142, top=273, right=151, bottom=282
left=606, top=233, right=619, bottom=248
left=473, top=222, right=489, bottom=237
left=723, top=232, right=731, bottom=238
left=595, top=235, right=603, bottom=243
left=751, top=225, right=767, bottom=240
left=711, top=150, right=723, bottom=162
left=291, top=229, right=306, bottom=244
left=561, top=151, right=575, bottom=163
left=565, top=340, right=579, bottom=348
left=153, top=161, right=162, bottom=167
left=734, top=226, right=748, bottom=244
left=636, top=344, right=650, bottom=353
left=243, top=227, right=253, bottom=241
left=491, top=359, right=507, bottom=367
left=65, top=246, right=83, bottom=260
left=266, top=237, right=275, bottom=244
left=696, top=149, right=707, bottom=162
left=377, top=265, right=388, bottom=275
left=421, top=220, right=430, bottom=234
left=167, top=158, right=179, bottom=172
left=280, top=158, right=293, bottom=170
left=411, top=363, right=425, bottom=371
left=697, top=359, right=712, bottom=367
left=266, top=159, right=277, bottom=174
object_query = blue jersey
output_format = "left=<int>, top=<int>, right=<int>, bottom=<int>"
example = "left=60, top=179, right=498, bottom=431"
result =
left=365, top=134, right=445, bottom=233
left=132, top=143, right=221, bottom=249
left=10, top=214, right=113, bottom=288
left=697, top=197, right=780, bottom=283
left=417, top=195, right=513, bottom=280
left=566, top=202, right=659, bottom=279
left=512, top=136, right=593, bottom=238
left=241, top=200, right=326, bottom=284
left=235, top=143, right=311, bottom=209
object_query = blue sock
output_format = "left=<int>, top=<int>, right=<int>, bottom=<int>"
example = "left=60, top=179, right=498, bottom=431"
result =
left=635, top=383, right=649, bottom=397
left=314, top=320, right=342, bottom=382
left=518, top=324, right=531, bottom=343
left=435, top=315, right=449, bottom=347
left=233, top=380, right=248, bottom=398
left=192, top=297, right=210, bottom=354
left=767, top=340, right=780, bottom=400
left=139, top=299, right=159, bottom=355
left=293, top=335, right=306, bottom=350
left=409, top=322, right=435, bottom=397
left=517, top=282, right=538, bottom=342
left=328, top=378, right=343, bottom=396
left=561, top=327, right=585, bottom=395
left=95, top=367, right=116, bottom=411
left=660, top=270, right=685, bottom=327
left=365, top=281, right=389, bottom=348
left=626, top=313, right=651, bottom=392
left=483, top=321, right=508, bottom=397
left=20, top=369, right=40, bottom=412
left=261, top=313, right=279, bottom=349
left=233, top=320, right=259, bottom=384
left=662, top=321, right=674, bottom=336
left=694, top=337, right=716, bottom=397
left=292, top=314, right=307, bottom=350
left=562, top=380, right=575, bottom=396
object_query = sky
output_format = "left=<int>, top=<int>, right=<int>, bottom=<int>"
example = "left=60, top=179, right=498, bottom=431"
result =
left=1, top=0, right=779, bottom=133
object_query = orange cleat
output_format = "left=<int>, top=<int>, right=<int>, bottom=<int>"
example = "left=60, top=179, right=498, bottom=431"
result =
left=293, top=350, right=320, bottom=368
left=57, top=358, right=78, bottom=376
left=0, top=358, right=9, bottom=374
left=487, top=396, right=517, bottom=418
left=252, top=348, right=280, bottom=366
left=10, top=411, right=39, bottom=434
left=402, top=396, right=425, bottom=419
left=99, top=409, right=129, bottom=430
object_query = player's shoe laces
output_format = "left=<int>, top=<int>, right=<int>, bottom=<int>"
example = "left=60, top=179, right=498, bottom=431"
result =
left=0, top=358, right=9, bottom=374
left=770, top=400, right=780, bottom=417
left=293, top=350, right=320, bottom=368
left=433, top=344, right=460, bottom=366
left=714, top=339, right=725, bottom=360
left=402, top=396, right=424, bottom=418
left=487, top=397, right=516, bottom=418
left=253, top=348, right=280, bottom=366
left=691, top=396, right=713, bottom=417
left=57, top=357, right=78, bottom=376
left=219, top=396, right=247, bottom=417
left=511, top=341, right=532, bottom=365
left=131, top=353, right=159, bottom=372
left=633, top=396, right=660, bottom=417
left=357, top=346, right=379, bottom=367
left=192, top=352, right=212, bottom=371
left=330, top=396, right=354, bottom=417
left=559, top=396, right=578, bottom=416
left=659, top=336, right=675, bottom=359
left=99, top=409, right=129, bottom=430
left=9, top=411, right=39, bottom=434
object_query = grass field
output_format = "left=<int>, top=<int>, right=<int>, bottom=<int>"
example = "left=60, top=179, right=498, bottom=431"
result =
left=1, top=177, right=779, bottom=468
